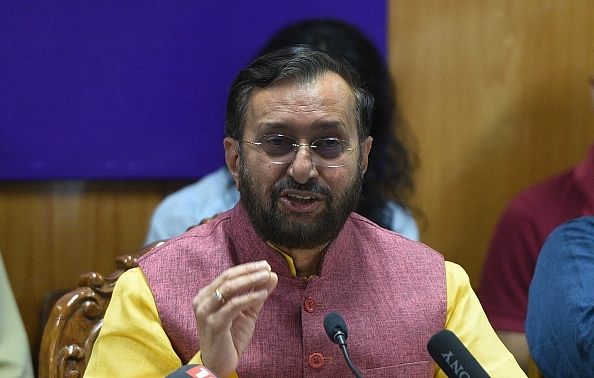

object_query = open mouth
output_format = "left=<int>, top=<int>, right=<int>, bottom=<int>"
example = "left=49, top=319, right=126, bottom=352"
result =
left=280, top=191, right=323, bottom=213
left=287, top=193, right=317, bottom=203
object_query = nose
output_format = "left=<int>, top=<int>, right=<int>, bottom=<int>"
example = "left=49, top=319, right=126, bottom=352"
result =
left=287, top=144, right=318, bottom=184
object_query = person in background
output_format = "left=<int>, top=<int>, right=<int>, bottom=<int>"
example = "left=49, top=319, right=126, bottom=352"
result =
left=526, top=216, right=594, bottom=377
left=85, top=46, right=524, bottom=377
left=144, top=18, right=419, bottom=245
left=0, top=251, right=34, bottom=378
left=477, top=77, right=594, bottom=372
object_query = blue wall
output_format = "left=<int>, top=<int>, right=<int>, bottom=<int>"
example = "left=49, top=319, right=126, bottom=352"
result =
left=1, top=1, right=387, bottom=179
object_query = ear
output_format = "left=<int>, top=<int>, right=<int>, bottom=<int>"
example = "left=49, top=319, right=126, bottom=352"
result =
left=360, top=136, right=373, bottom=175
left=224, top=137, right=241, bottom=190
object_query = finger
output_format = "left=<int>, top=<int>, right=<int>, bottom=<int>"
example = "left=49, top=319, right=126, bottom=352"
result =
left=198, top=271, right=278, bottom=330
left=197, top=261, right=270, bottom=298
left=218, top=268, right=274, bottom=302
left=193, top=261, right=272, bottom=313
left=261, top=271, right=278, bottom=296
left=196, top=273, right=279, bottom=376
left=209, top=260, right=271, bottom=292
left=204, top=270, right=272, bottom=316
left=213, top=272, right=279, bottom=325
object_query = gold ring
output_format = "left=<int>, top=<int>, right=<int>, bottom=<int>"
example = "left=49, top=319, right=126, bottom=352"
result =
left=215, top=288, right=226, bottom=303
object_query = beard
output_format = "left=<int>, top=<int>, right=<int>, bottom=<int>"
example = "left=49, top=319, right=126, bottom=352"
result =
left=239, top=160, right=363, bottom=249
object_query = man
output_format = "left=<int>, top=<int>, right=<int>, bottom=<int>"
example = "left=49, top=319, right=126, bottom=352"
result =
left=526, top=216, right=594, bottom=377
left=85, top=47, right=523, bottom=377
left=478, top=78, right=594, bottom=372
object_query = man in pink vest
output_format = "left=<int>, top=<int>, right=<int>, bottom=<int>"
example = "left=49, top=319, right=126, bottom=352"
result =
left=85, top=46, right=524, bottom=377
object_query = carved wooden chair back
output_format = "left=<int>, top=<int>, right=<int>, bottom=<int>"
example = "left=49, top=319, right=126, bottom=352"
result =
left=38, top=240, right=165, bottom=378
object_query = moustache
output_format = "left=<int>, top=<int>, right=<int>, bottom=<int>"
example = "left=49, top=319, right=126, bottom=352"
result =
left=272, top=177, right=332, bottom=198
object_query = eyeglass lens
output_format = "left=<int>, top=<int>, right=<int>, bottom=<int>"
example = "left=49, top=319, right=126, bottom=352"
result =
left=247, top=134, right=355, bottom=167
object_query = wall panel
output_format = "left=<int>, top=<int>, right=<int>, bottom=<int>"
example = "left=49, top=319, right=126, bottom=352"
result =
left=0, top=180, right=190, bottom=362
left=389, top=0, right=594, bottom=285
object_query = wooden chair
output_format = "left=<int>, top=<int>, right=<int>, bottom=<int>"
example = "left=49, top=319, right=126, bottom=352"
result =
left=38, top=241, right=165, bottom=378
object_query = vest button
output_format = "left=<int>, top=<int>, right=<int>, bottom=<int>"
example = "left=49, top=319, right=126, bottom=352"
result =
left=308, top=352, right=325, bottom=369
left=304, top=297, right=317, bottom=313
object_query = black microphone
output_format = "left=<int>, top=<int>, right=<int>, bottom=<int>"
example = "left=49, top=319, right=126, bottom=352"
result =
left=427, top=329, right=490, bottom=378
left=165, top=364, right=219, bottom=378
left=323, top=312, right=363, bottom=378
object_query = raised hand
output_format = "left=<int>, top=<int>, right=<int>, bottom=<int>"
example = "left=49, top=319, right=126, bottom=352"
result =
left=193, top=260, right=278, bottom=377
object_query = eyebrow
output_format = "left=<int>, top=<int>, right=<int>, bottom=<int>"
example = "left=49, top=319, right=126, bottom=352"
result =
left=257, top=120, right=350, bottom=136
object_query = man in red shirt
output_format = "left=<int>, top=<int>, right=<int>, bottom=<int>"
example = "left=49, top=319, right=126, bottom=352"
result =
left=478, top=78, right=594, bottom=372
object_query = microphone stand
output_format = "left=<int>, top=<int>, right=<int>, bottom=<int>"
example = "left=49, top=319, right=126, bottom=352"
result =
left=324, top=312, right=364, bottom=378
left=338, top=342, right=363, bottom=378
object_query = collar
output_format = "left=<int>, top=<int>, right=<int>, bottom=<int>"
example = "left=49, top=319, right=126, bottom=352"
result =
left=266, top=241, right=317, bottom=281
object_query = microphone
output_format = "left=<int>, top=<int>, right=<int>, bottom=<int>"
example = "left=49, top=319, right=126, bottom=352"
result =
left=165, top=364, right=219, bottom=378
left=323, top=312, right=363, bottom=378
left=427, top=329, right=490, bottom=378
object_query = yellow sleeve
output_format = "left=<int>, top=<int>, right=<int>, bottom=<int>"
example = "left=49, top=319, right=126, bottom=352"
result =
left=84, top=267, right=238, bottom=378
left=434, top=261, right=526, bottom=378
left=84, top=267, right=187, bottom=377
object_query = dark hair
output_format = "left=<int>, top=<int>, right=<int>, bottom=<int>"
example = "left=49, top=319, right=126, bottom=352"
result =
left=256, top=18, right=418, bottom=228
left=225, top=45, right=374, bottom=144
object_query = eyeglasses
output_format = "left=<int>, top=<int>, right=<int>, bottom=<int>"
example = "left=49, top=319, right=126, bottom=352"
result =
left=239, top=134, right=358, bottom=168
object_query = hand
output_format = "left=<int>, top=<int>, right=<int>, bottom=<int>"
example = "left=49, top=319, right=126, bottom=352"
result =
left=193, top=260, right=278, bottom=377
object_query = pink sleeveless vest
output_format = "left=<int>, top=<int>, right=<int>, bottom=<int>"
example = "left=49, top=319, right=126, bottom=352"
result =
left=138, top=203, right=446, bottom=377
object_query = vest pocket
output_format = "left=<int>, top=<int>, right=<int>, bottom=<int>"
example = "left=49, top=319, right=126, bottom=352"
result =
left=361, top=359, right=432, bottom=377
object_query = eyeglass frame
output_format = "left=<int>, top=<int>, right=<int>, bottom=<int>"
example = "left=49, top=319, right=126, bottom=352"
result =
left=238, top=134, right=360, bottom=168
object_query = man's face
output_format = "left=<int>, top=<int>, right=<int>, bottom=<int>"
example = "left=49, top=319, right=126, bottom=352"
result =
left=225, top=72, right=372, bottom=249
